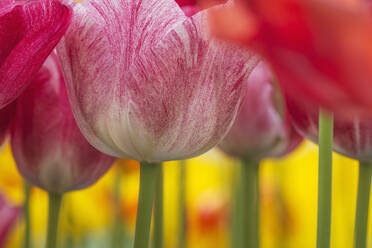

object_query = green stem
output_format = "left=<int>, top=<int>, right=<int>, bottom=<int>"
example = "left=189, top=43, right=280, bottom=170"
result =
left=354, top=161, right=372, bottom=248
left=178, top=161, right=187, bottom=248
left=241, top=158, right=260, bottom=248
left=45, top=192, right=63, bottom=248
left=111, top=166, right=124, bottom=248
left=317, top=109, right=333, bottom=248
left=231, top=160, right=243, bottom=248
left=23, top=182, right=31, bottom=248
left=133, top=162, right=160, bottom=248
left=153, top=164, right=164, bottom=248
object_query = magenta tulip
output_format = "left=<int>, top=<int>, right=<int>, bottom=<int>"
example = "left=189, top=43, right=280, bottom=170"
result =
left=0, top=0, right=71, bottom=109
left=0, top=194, right=20, bottom=247
left=11, top=54, right=114, bottom=193
left=219, top=62, right=302, bottom=159
left=57, top=0, right=258, bottom=163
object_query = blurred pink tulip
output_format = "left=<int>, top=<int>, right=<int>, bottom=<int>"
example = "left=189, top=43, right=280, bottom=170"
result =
left=219, top=62, right=302, bottom=159
left=10, top=54, right=115, bottom=193
left=288, top=96, right=372, bottom=161
left=0, top=0, right=71, bottom=109
left=57, top=0, right=258, bottom=163
left=0, top=194, right=20, bottom=247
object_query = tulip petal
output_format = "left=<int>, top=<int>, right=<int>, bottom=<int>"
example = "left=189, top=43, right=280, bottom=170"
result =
left=0, top=0, right=71, bottom=109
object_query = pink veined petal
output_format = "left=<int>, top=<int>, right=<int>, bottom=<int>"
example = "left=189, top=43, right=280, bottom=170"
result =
left=57, top=0, right=188, bottom=158
left=128, top=9, right=257, bottom=161
left=0, top=0, right=72, bottom=109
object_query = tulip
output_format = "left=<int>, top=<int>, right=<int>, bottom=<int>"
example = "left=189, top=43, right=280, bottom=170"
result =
left=219, top=61, right=302, bottom=160
left=209, top=0, right=372, bottom=117
left=11, top=53, right=115, bottom=248
left=57, top=0, right=257, bottom=247
left=288, top=98, right=372, bottom=248
left=11, top=54, right=114, bottom=194
left=218, top=61, right=301, bottom=248
left=57, top=0, right=256, bottom=163
left=0, top=0, right=71, bottom=109
left=0, top=194, right=20, bottom=247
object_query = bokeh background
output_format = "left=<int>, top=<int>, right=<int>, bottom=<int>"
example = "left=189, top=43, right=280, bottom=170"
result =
left=0, top=139, right=370, bottom=248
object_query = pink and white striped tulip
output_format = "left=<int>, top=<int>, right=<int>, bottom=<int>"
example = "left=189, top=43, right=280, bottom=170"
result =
left=288, top=97, right=372, bottom=161
left=57, top=0, right=258, bottom=163
left=0, top=0, right=71, bottom=109
left=219, top=62, right=302, bottom=159
left=0, top=194, right=20, bottom=247
left=11, top=54, right=115, bottom=193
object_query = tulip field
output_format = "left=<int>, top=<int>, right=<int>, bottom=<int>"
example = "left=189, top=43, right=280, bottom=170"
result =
left=2, top=0, right=372, bottom=248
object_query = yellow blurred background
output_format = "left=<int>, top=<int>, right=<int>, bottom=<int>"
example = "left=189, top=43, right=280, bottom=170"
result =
left=0, top=140, right=370, bottom=248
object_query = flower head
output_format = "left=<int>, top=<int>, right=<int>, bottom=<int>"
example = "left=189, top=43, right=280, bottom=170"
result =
left=209, top=0, right=372, bottom=117
left=219, top=61, right=302, bottom=159
left=57, top=0, right=258, bottom=162
left=11, top=54, right=114, bottom=193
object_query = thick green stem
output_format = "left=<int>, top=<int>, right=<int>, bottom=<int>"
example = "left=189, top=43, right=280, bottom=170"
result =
left=241, top=158, right=260, bottom=248
left=45, top=192, right=63, bottom=248
left=111, top=166, right=124, bottom=248
left=23, top=182, right=31, bottom=248
left=153, top=164, right=164, bottom=248
left=354, top=161, right=372, bottom=248
left=178, top=161, right=187, bottom=248
left=317, top=109, right=333, bottom=248
left=133, top=162, right=160, bottom=248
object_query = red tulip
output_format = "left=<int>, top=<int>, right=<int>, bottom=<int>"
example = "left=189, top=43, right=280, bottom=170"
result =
left=57, top=0, right=258, bottom=163
left=288, top=94, right=372, bottom=161
left=209, top=0, right=372, bottom=117
left=0, top=0, right=72, bottom=109
left=11, top=54, right=114, bottom=193
left=0, top=194, right=20, bottom=247
left=219, top=61, right=302, bottom=159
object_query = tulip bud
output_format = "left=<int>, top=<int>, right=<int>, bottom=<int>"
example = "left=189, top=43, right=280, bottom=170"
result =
left=57, top=0, right=258, bottom=163
left=11, top=54, right=115, bottom=193
left=0, top=0, right=71, bottom=109
left=219, top=62, right=302, bottom=159
left=0, top=194, right=20, bottom=247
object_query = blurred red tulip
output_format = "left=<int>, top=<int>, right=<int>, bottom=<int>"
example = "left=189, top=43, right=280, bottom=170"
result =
left=0, top=0, right=71, bottom=109
left=288, top=95, right=372, bottom=161
left=219, top=61, right=302, bottom=159
left=0, top=194, right=20, bottom=247
left=11, top=54, right=114, bottom=193
left=209, top=0, right=372, bottom=117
